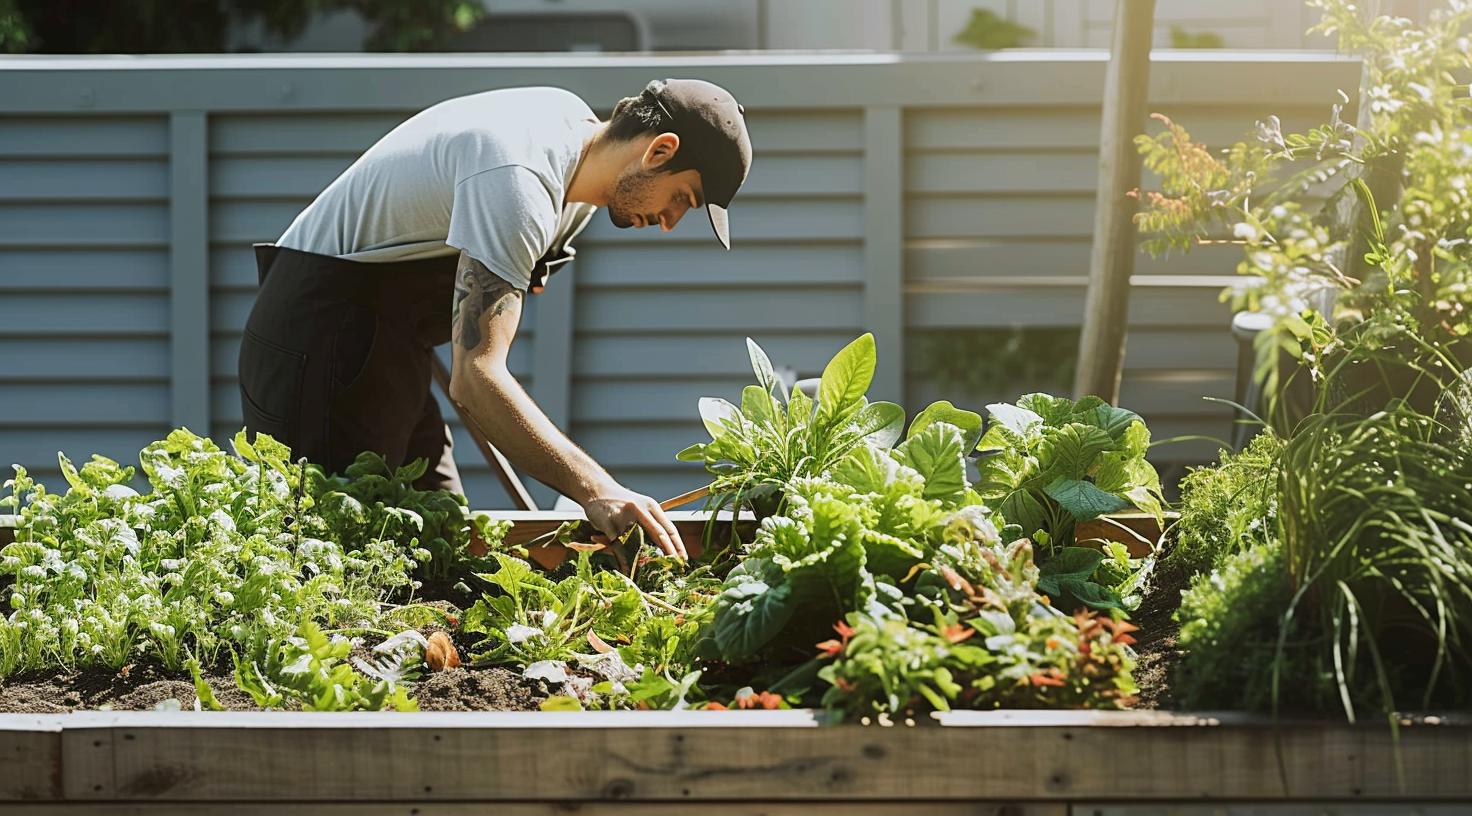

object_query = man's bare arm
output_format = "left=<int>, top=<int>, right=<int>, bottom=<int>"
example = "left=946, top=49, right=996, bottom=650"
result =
left=446, top=250, right=685, bottom=558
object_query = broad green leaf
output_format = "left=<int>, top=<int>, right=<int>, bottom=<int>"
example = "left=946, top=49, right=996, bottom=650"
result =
left=747, top=337, right=781, bottom=396
left=817, top=333, right=876, bottom=419
left=1053, top=577, right=1127, bottom=612
left=540, top=695, right=584, bottom=711
left=698, top=397, right=741, bottom=439
left=910, top=401, right=984, bottom=452
left=1016, top=393, right=1077, bottom=425
left=711, top=559, right=797, bottom=660
left=1043, top=477, right=1131, bottom=521
left=1000, top=488, right=1049, bottom=540
left=1078, top=403, right=1144, bottom=441
left=395, top=457, right=429, bottom=484
left=853, top=401, right=905, bottom=449
left=1037, top=423, right=1115, bottom=481
left=741, top=384, right=776, bottom=427
left=1039, top=546, right=1105, bottom=582
left=896, top=423, right=967, bottom=502
left=986, top=403, right=1043, bottom=438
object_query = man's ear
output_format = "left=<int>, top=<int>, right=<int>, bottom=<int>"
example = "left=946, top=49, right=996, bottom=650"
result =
left=642, top=132, right=681, bottom=170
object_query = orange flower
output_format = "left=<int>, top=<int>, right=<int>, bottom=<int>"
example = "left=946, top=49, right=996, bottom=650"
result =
left=941, top=624, right=975, bottom=644
left=833, top=676, right=858, bottom=693
left=1029, top=671, right=1066, bottom=688
left=704, top=702, right=729, bottom=711
left=815, top=638, right=844, bottom=658
left=833, top=619, right=857, bottom=642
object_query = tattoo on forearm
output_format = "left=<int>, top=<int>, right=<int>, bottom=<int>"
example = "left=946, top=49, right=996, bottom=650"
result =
left=451, top=254, right=521, bottom=351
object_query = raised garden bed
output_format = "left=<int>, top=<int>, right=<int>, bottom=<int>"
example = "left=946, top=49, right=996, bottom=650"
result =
left=2, top=709, right=1468, bottom=810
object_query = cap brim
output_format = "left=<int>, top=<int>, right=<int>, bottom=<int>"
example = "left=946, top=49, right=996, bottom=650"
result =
left=707, top=204, right=731, bottom=250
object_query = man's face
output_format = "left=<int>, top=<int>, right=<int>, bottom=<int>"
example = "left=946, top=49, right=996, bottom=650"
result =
left=606, top=135, right=705, bottom=232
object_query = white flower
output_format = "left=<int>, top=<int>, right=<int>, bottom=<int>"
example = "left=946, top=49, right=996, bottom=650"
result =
left=1232, top=222, right=1261, bottom=241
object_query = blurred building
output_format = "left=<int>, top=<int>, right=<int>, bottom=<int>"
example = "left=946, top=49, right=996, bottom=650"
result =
left=231, top=0, right=1440, bottom=53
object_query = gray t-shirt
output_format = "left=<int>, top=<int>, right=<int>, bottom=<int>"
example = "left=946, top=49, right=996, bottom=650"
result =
left=275, top=86, right=600, bottom=291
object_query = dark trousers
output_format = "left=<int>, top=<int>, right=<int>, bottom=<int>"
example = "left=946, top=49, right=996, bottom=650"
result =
left=238, top=243, right=462, bottom=494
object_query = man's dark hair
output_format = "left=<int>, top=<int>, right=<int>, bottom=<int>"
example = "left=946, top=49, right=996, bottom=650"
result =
left=605, top=94, right=700, bottom=175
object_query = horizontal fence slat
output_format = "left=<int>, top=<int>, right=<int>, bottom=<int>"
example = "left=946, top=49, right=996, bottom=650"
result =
left=0, top=203, right=168, bottom=248
left=0, top=293, right=168, bottom=336
left=0, top=338, right=169, bottom=382
left=0, top=116, right=167, bottom=158
left=576, top=243, right=865, bottom=288
left=0, top=249, right=169, bottom=291
left=575, top=289, right=863, bottom=333
left=0, top=158, right=168, bottom=202
left=907, top=287, right=1234, bottom=328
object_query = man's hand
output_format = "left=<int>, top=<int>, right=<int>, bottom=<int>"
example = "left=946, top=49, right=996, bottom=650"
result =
left=581, top=483, right=687, bottom=561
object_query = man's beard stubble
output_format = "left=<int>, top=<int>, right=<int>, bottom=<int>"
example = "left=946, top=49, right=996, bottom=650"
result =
left=606, top=166, right=657, bottom=228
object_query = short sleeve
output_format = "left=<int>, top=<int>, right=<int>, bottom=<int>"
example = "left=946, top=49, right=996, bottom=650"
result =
left=446, top=165, right=559, bottom=291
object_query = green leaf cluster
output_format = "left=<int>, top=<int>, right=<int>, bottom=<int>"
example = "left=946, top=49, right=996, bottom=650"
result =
left=206, top=620, right=419, bottom=712
left=0, top=429, right=421, bottom=680
left=312, top=451, right=512, bottom=581
left=975, top=394, right=1164, bottom=573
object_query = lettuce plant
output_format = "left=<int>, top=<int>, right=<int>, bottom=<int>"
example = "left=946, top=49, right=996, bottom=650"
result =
left=976, top=393, right=1164, bottom=554
left=0, top=429, right=420, bottom=678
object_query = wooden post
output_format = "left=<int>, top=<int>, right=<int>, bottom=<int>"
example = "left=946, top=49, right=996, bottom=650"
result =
left=1073, top=0, right=1155, bottom=403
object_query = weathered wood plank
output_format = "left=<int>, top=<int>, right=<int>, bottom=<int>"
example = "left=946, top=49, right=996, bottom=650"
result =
left=0, top=716, right=63, bottom=801
left=33, top=711, right=1472, bottom=803
left=0, top=804, right=1057, bottom=815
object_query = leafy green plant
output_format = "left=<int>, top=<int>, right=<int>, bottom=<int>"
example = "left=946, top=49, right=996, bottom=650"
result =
left=1133, top=0, right=1472, bottom=421
left=679, top=333, right=906, bottom=523
left=817, top=537, right=1138, bottom=716
left=219, top=620, right=419, bottom=711
left=0, top=429, right=420, bottom=679
left=1169, top=430, right=1283, bottom=573
left=312, top=451, right=512, bottom=582
left=977, top=394, right=1164, bottom=553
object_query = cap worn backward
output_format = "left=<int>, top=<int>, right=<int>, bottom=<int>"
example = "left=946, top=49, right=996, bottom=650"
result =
left=646, top=78, right=751, bottom=250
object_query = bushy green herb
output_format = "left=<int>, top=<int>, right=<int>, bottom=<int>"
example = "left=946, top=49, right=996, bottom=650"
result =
left=216, top=620, right=420, bottom=712
left=1169, top=431, right=1282, bottom=574
left=1176, top=543, right=1309, bottom=710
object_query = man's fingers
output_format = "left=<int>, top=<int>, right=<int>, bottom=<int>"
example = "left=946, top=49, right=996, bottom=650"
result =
left=649, top=502, right=687, bottom=560
left=632, top=503, right=681, bottom=560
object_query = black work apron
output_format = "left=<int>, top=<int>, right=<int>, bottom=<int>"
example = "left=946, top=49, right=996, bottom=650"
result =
left=239, top=243, right=462, bottom=494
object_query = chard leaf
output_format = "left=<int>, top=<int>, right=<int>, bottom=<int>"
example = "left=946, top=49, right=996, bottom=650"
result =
left=675, top=442, right=706, bottom=462
left=817, top=333, right=876, bottom=420
left=910, top=401, right=984, bottom=452
left=1000, top=488, right=1049, bottom=540
left=896, top=423, right=967, bottom=502
left=1043, top=477, right=1131, bottom=521
left=698, top=397, right=741, bottom=439
left=853, top=401, right=905, bottom=449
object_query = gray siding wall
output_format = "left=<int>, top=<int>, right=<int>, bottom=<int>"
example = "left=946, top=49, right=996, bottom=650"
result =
left=0, top=53, right=1359, bottom=507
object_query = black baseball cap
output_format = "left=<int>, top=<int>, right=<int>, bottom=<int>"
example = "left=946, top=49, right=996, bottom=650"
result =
left=640, top=78, right=752, bottom=249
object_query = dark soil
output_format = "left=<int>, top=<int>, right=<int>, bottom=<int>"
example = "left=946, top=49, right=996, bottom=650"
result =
left=1131, top=558, right=1190, bottom=710
left=0, top=662, right=257, bottom=713
left=414, top=666, right=548, bottom=711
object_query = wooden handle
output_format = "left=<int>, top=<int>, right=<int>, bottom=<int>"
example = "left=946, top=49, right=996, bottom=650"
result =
left=660, top=484, right=711, bottom=511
